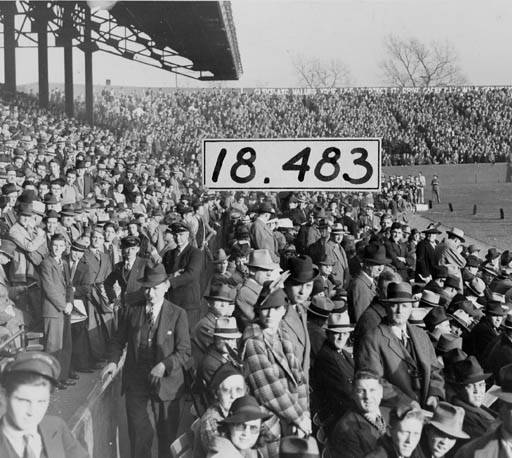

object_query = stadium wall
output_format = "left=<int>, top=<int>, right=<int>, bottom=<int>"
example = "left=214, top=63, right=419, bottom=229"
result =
left=383, top=162, right=510, bottom=186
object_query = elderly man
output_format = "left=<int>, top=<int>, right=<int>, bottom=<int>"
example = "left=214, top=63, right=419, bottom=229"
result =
left=328, top=371, right=388, bottom=458
left=455, top=363, right=512, bottom=458
left=347, top=243, right=391, bottom=323
left=356, top=282, right=445, bottom=408
left=103, top=264, right=191, bottom=458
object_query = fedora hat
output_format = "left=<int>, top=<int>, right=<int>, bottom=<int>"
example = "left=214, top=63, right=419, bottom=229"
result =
left=2, top=351, right=61, bottom=385
left=428, top=402, right=470, bottom=439
left=424, top=307, right=451, bottom=332
left=443, top=348, right=468, bottom=368
left=409, top=307, right=429, bottom=327
left=170, top=221, right=189, bottom=233
left=452, top=356, right=491, bottom=385
left=138, top=264, right=169, bottom=288
left=465, top=277, right=485, bottom=297
left=286, top=255, right=319, bottom=284
left=486, top=247, right=501, bottom=260
left=487, top=363, right=512, bottom=403
left=466, top=256, right=482, bottom=268
left=362, top=243, right=391, bottom=266
left=480, top=265, right=499, bottom=277
left=325, top=312, right=354, bottom=333
left=436, top=333, right=462, bottom=354
left=213, top=317, right=242, bottom=339
left=422, top=227, right=441, bottom=235
left=449, top=309, right=473, bottom=333
left=331, top=222, right=345, bottom=234
left=222, top=395, right=270, bottom=424
left=382, top=282, right=418, bottom=303
left=446, top=227, right=465, bottom=243
left=205, top=283, right=236, bottom=303
left=318, top=253, right=334, bottom=266
left=420, top=290, right=441, bottom=308
left=246, top=249, right=280, bottom=271
left=279, top=436, right=320, bottom=458
left=256, top=287, right=289, bottom=311
left=485, top=300, right=507, bottom=317
left=307, top=295, right=334, bottom=318
left=444, top=276, right=460, bottom=290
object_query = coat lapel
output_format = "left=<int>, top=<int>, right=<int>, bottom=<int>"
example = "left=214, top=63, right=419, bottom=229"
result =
left=39, top=418, right=63, bottom=458
left=265, top=334, right=297, bottom=385
left=381, top=325, right=416, bottom=367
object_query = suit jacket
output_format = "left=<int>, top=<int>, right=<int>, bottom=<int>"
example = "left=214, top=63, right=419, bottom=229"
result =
left=163, top=243, right=202, bottom=309
left=82, top=249, right=111, bottom=284
left=483, top=334, right=512, bottom=377
left=347, top=272, right=376, bottom=323
left=356, top=323, right=445, bottom=406
left=415, top=239, right=437, bottom=279
left=0, top=415, right=89, bottom=458
left=40, top=255, right=74, bottom=319
left=104, top=256, right=148, bottom=307
left=454, top=427, right=508, bottom=458
left=313, top=342, right=355, bottom=422
left=249, top=218, right=277, bottom=260
left=328, top=410, right=384, bottom=458
left=465, top=317, right=500, bottom=362
left=384, top=239, right=410, bottom=281
left=109, top=299, right=191, bottom=401
left=191, top=311, right=216, bottom=367
left=353, top=299, right=387, bottom=354
left=280, top=303, right=311, bottom=380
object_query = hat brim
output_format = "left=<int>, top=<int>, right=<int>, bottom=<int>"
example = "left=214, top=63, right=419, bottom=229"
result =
left=420, top=299, right=440, bottom=307
left=455, top=372, right=492, bottom=385
left=222, top=410, right=271, bottom=424
left=429, top=422, right=470, bottom=440
left=204, top=295, right=235, bottom=303
left=287, top=267, right=320, bottom=284
left=422, top=229, right=441, bottom=235
left=213, top=332, right=242, bottom=339
left=382, top=297, right=420, bottom=303
left=446, top=231, right=466, bottom=243
left=325, top=325, right=354, bottom=333
left=138, top=276, right=169, bottom=288
left=363, top=257, right=392, bottom=265
left=487, top=386, right=512, bottom=403
left=246, top=262, right=280, bottom=271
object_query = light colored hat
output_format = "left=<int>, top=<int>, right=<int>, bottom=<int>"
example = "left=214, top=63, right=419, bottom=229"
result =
left=409, top=308, right=429, bottom=327
left=420, top=290, right=441, bottom=307
left=277, top=218, right=294, bottom=229
left=325, top=312, right=354, bottom=333
left=428, top=402, right=470, bottom=439
left=213, top=317, right=242, bottom=339
left=446, top=227, right=465, bottom=243
left=246, top=249, right=280, bottom=271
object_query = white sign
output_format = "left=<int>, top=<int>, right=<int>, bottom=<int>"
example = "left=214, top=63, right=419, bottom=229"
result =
left=203, top=138, right=381, bottom=191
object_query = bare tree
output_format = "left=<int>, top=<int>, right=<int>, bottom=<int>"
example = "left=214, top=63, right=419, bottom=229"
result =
left=292, top=55, right=352, bottom=88
left=380, top=35, right=467, bottom=87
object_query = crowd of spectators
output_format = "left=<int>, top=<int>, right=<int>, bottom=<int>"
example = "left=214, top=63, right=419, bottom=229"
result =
left=2, top=84, right=512, bottom=458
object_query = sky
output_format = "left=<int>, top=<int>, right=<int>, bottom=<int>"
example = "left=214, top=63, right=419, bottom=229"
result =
left=4, top=0, right=512, bottom=88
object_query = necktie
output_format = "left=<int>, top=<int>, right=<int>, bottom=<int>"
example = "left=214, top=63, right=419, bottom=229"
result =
left=364, top=413, right=387, bottom=435
left=23, top=434, right=37, bottom=458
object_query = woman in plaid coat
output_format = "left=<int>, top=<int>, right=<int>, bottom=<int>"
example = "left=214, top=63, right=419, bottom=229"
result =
left=242, top=287, right=310, bottom=456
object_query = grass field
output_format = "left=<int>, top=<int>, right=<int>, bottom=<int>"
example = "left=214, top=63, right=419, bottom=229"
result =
left=383, top=163, right=512, bottom=251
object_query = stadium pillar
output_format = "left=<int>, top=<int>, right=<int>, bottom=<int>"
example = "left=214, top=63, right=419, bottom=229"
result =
left=63, top=4, right=74, bottom=118
left=35, top=3, right=49, bottom=108
left=2, top=1, right=17, bottom=93
left=84, top=5, right=93, bottom=125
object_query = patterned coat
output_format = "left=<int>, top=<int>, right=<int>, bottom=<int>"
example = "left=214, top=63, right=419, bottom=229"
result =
left=242, top=323, right=308, bottom=439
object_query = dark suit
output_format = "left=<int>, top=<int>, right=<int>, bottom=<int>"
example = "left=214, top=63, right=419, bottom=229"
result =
left=104, top=256, right=149, bottom=309
left=464, top=317, right=501, bottom=363
left=0, top=415, right=89, bottom=458
left=347, top=271, right=376, bottom=323
left=109, top=299, right=191, bottom=458
left=40, top=255, right=74, bottom=381
left=356, top=322, right=445, bottom=406
left=384, top=239, right=410, bottom=281
left=415, top=239, right=437, bottom=280
left=163, top=243, right=203, bottom=328
left=483, top=334, right=512, bottom=378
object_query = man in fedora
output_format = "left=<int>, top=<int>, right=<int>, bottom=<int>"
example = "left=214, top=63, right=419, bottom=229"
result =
left=416, top=226, right=441, bottom=282
left=235, top=249, right=281, bottom=330
left=306, top=294, right=334, bottom=366
left=357, top=282, right=445, bottom=408
left=348, top=242, right=391, bottom=323
left=242, top=287, right=310, bottom=455
left=282, top=255, right=316, bottom=380
left=103, top=263, right=191, bottom=458
left=313, top=312, right=355, bottom=432
left=420, top=401, right=469, bottom=458
left=162, top=221, right=203, bottom=329
left=295, top=206, right=323, bottom=255
left=385, top=222, right=411, bottom=281
left=249, top=202, right=278, bottom=261
left=455, top=363, right=512, bottom=458
left=435, top=227, right=467, bottom=290
left=328, top=370, right=387, bottom=458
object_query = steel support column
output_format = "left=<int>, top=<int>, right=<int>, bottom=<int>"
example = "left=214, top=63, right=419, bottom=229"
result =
left=35, top=4, right=49, bottom=108
left=84, top=5, right=93, bottom=125
left=2, top=2, right=16, bottom=93
left=63, top=4, right=74, bottom=117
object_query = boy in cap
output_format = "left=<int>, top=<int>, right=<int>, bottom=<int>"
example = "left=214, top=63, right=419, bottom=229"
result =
left=0, top=351, right=89, bottom=457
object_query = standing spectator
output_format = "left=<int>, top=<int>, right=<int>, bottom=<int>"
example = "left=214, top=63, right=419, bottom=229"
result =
left=249, top=202, right=278, bottom=262
left=431, top=174, right=441, bottom=204
left=415, top=226, right=441, bottom=282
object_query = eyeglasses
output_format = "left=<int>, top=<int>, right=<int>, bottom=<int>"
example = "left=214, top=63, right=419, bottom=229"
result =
left=233, top=423, right=260, bottom=434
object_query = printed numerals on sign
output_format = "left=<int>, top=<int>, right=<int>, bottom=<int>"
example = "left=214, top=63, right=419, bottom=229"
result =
left=203, top=139, right=381, bottom=191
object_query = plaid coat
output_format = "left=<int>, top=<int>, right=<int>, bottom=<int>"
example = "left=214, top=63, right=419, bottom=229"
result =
left=242, top=323, right=309, bottom=439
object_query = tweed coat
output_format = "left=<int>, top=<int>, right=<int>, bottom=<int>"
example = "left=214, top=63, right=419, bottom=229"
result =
left=0, top=415, right=89, bottom=458
left=163, top=243, right=202, bottom=310
left=356, top=322, right=445, bottom=406
left=235, top=277, right=263, bottom=329
left=108, top=299, right=191, bottom=401
left=327, top=409, right=385, bottom=458
left=347, top=271, right=377, bottom=323
left=242, top=324, right=308, bottom=438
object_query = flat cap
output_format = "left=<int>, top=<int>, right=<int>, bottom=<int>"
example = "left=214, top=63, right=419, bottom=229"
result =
left=2, top=351, right=60, bottom=384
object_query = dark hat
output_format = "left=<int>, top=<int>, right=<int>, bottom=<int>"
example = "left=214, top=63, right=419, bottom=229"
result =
left=120, top=235, right=140, bottom=249
left=443, top=348, right=468, bottom=368
left=138, top=264, right=169, bottom=288
left=286, top=255, right=319, bottom=284
left=222, top=395, right=270, bottom=424
left=428, top=402, right=470, bottom=440
left=2, top=351, right=61, bottom=384
left=486, top=300, right=507, bottom=316
left=390, top=222, right=403, bottom=231
left=205, top=283, right=236, bottom=303
left=212, top=248, right=228, bottom=263
left=486, top=247, right=501, bottom=260
left=307, top=295, right=334, bottom=318
left=318, top=253, right=334, bottom=266
left=489, top=363, right=512, bottom=403
left=444, top=276, right=460, bottom=290
left=170, top=221, right=189, bottom=234
left=279, top=436, right=320, bottom=458
left=466, top=256, right=482, bottom=268
left=362, top=243, right=391, bottom=266
left=2, top=183, right=17, bottom=195
left=0, top=239, right=16, bottom=259
left=60, top=204, right=75, bottom=217
left=452, top=356, right=492, bottom=385
left=433, top=265, right=449, bottom=279
left=70, top=240, right=87, bottom=252
left=44, top=209, right=60, bottom=220
left=480, top=264, right=499, bottom=277
left=256, top=287, right=289, bottom=311
left=422, top=227, right=441, bottom=235
left=257, top=202, right=275, bottom=214
left=210, top=363, right=243, bottom=394
left=424, top=307, right=451, bottom=332
left=18, top=204, right=33, bottom=217
left=436, top=333, right=462, bottom=354
left=382, top=282, right=418, bottom=304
